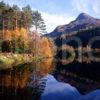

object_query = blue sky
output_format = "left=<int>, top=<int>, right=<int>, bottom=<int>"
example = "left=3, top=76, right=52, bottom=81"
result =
left=1, top=0, right=100, bottom=33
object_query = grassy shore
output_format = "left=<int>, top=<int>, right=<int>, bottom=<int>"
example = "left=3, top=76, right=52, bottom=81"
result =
left=0, top=53, right=35, bottom=70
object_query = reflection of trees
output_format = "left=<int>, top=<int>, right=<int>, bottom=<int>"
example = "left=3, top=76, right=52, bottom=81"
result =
left=31, top=58, right=53, bottom=100
left=56, top=45, right=75, bottom=65
left=0, top=57, right=53, bottom=99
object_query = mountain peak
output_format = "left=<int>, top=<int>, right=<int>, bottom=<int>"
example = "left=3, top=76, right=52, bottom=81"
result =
left=76, top=13, right=93, bottom=20
left=47, top=13, right=100, bottom=38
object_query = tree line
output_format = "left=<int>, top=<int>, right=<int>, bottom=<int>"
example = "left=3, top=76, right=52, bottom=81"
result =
left=0, top=1, right=46, bottom=33
left=0, top=1, right=47, bottom=53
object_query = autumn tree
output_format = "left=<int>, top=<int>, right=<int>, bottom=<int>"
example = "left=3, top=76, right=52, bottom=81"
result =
left=0, top=1, right=47, bottom=53
left=1, top=40, right=11, bottom=52
left=17, top=36, right=25, bottom=53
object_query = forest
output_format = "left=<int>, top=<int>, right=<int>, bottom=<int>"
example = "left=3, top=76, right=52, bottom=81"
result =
left=0, top=1, right=48, bottom=54
left=0, top=2, right=54, bottom=99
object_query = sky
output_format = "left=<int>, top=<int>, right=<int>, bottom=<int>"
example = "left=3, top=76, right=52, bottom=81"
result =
left=1, top=0, right=100, bottom=33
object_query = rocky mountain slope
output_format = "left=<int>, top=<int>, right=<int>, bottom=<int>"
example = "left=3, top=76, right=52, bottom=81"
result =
left=46, top=13, right=100, bottom=38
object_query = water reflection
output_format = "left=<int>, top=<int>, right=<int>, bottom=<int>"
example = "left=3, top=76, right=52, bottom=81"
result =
left=0, top=58, right=53, bottom=99
left=53, top=58, right=100, bottom=94
left=0, top=54, right=100, bottom=98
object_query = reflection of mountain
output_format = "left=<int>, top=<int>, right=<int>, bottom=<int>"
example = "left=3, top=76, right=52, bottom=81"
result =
left=40, top=74, right=100, bottom=100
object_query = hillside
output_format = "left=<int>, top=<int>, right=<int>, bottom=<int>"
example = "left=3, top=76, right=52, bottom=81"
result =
left=46, top=13, right=100, bottom=38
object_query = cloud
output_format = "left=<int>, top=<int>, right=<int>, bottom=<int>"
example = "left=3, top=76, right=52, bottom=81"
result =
left=71, top=0, right=100, bottom=16
left=92, top=0, right=100, bottom=14
left=72, top=0, right=90, bottom=13
left=41, top=12, right=74, bottom=33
